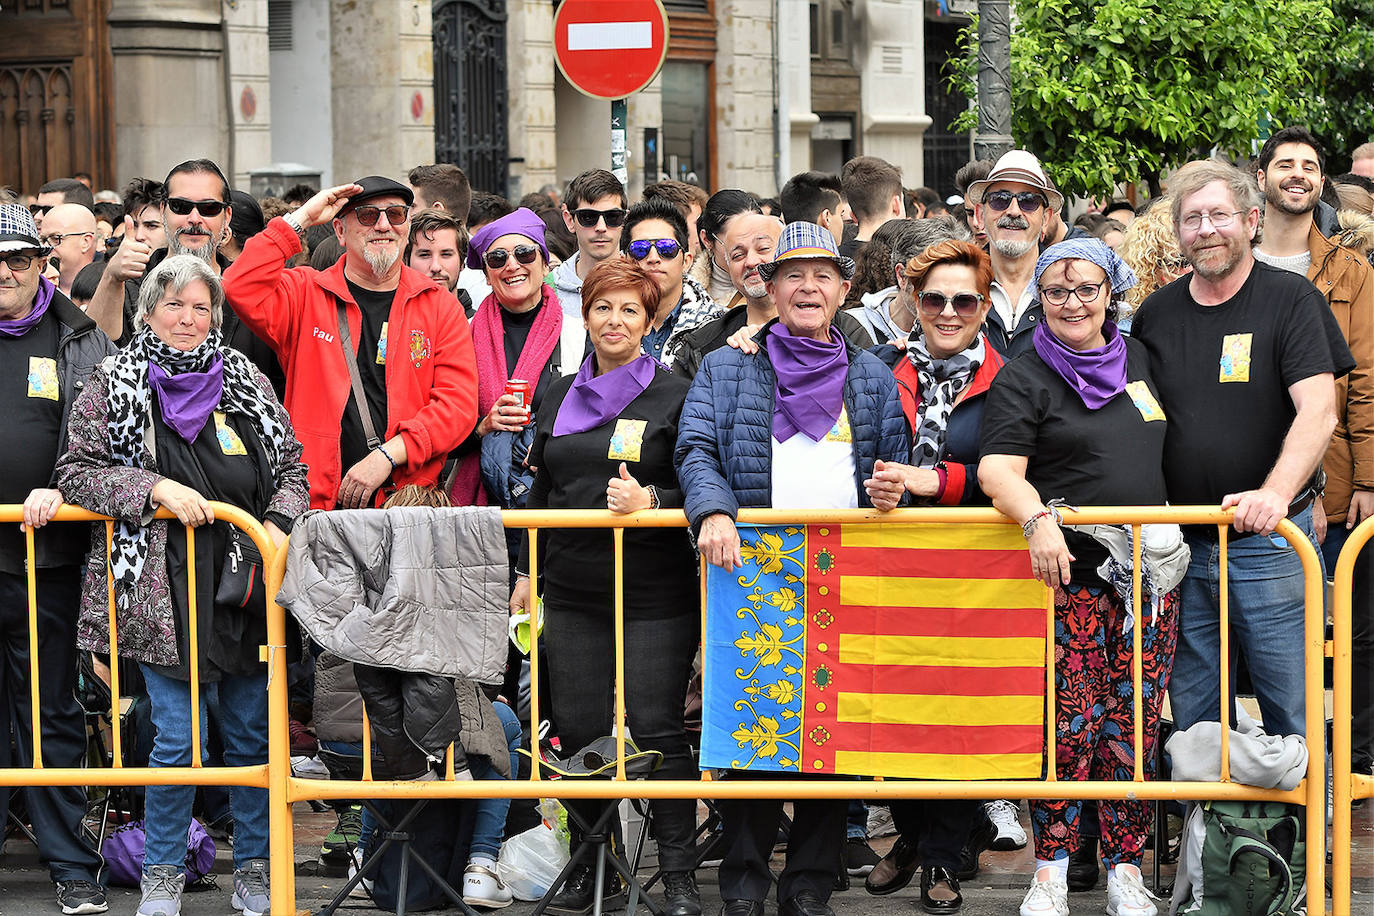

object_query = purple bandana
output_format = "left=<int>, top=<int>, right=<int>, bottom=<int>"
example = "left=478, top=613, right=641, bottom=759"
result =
left=1033, top=318, right=1128, bottom=410
left=552, top=353, right=658, bottom=437
left=148, top=356, right=225, bottom=443
left=768, top=323, right=848, bottom=442
left=0, top=275, right=54, bottom=338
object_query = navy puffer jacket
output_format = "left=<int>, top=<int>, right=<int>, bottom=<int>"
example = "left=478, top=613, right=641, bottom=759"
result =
left=675, top=319, right=911, bottom=527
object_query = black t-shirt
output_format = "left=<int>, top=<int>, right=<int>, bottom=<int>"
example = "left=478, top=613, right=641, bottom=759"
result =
left=1131, top=262, right=1355, bottom=505
left=980, top=338, right=1169, bottom=583
left=338, top=281, right=395, bottom=475
left=522, top=367, right=698, bottom=616
left=0, top=309, right=85, bottom=573
left=500, top=299, right=569, bottom=414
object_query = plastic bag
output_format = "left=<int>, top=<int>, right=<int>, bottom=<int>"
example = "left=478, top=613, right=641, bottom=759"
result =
left=497, top=821, right=570, bottom=901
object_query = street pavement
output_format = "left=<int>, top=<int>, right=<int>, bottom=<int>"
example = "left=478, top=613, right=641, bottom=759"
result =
left=0, top=801, right=1370, bottom=915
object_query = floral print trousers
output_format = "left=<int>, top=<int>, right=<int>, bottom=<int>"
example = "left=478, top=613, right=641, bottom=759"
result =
left=1030, top=581, right=1179, bottom=865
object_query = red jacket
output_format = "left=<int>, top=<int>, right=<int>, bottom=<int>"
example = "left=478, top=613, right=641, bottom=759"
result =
left=223, top=217, right=478, bottom=509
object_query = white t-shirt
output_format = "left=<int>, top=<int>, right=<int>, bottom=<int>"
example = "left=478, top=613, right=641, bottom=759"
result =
left=771, top=409, right=859, bottom=510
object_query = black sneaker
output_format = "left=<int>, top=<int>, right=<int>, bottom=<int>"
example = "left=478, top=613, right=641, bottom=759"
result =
left=546, top=863, right=626, bottom=915
left=56, top=880, right=108, bottom=915
left=845, top=837, right=881, bottom=876
left=1067, top=836, right=1100, bottom=892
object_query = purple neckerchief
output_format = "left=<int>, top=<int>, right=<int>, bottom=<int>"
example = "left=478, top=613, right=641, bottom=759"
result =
left=0, top=275, right=54, bottom=337
left=551, top=352, right=658, bottom=437
left=768, top=323, right=848, bottom=442
left=1032, top=318, right=1128, bottom=410
left=148, top=355, right=225, bottom=443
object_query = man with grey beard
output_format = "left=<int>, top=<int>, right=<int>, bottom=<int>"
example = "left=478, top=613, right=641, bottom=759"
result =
left=223, top=176, right=478, bottom=509
left=965, top=150, right=1059, bottom=357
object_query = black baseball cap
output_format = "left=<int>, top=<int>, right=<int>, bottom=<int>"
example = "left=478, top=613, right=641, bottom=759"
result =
left=345, top=176, right=414, bottom=211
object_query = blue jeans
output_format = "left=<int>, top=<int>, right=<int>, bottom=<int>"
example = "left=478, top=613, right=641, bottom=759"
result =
left=1169, top=506, right=1315, bottom=738
left=140, top=665, right=269, bottom=869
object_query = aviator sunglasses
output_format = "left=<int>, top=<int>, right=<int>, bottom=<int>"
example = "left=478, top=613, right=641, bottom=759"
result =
left=166, top=197, right=228, bottom=218
left=916, top=290, right=985, bottom=318
left=626, top=238, right=682, bottom=260
left=984, top=190, right=1047, bottom=213
left=484, top=244, right=541, bottom=270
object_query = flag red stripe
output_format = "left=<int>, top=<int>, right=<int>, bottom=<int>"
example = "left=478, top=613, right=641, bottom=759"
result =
left=836, top=545, right=1033, bottom=579
left=826, top=605, right=1046, bottom=639
left=813, top=660, right=1045, bottom=696
left=825, top=720, right=1045, bottom=756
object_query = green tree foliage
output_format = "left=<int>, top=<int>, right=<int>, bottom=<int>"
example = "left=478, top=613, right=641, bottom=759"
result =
left=1303, top=0, right=1374, bottom=173
left=952, top=0, right=1336, bottom=198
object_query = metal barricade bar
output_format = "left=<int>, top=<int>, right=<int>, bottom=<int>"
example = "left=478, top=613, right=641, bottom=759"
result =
left=1331, top=515, right=1374, bottom=915
left=265, top=505, right=1330, bottom=915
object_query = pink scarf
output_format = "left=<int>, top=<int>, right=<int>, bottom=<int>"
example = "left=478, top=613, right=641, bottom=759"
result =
left=449, top=283, right=564, bottom=505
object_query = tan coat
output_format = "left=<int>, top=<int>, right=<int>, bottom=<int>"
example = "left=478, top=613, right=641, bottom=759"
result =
left=1312, top=221, right=1374, bottom=522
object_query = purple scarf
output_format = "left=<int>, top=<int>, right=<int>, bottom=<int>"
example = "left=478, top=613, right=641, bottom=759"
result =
left=768, top=323, right=848, bottom=442
left=0, top=275, right=54, bottom=337
left=1033, top=318, right=1128, bottom=409
left=552, top=353, right=658, bottom=437
left=148, top=356, right=225, bottom=443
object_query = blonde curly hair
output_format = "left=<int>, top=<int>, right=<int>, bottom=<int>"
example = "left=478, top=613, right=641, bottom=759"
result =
left=1119, top=199, right=1189, bottom=311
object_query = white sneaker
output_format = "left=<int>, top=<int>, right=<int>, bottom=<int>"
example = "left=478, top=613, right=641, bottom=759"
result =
left=866, top=804, right=897, bottom=838
left=1020, top=869, right=1070, bottom=916
left=463, top=861, right=514, bottom=909
left=290, top=754, right=330, bottom=779
left=348, top=846, right=374, bottom=899
left=985, top=799, right=1028, bottom=850
left=1106, top=863, right=1158, bottom=916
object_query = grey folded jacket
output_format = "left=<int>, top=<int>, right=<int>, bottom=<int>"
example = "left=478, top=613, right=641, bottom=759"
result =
left=279, top=506, right=509, bottom=683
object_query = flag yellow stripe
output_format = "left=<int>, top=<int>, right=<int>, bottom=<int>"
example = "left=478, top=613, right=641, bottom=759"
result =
left=839, top=523, right=1027, bottom=551
left=838, top=633, right=1045, bottom=668
left=841, top=574, right=1045, bottom=609
left=837, top=691, right=1042, bottom=726
left=834, top=750, right=1043, bottom=779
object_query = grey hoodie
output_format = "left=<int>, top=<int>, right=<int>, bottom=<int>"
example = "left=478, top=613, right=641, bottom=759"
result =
left=550, top=251, right=585, bottom=319
left=845, top=285, right=907, bottom=346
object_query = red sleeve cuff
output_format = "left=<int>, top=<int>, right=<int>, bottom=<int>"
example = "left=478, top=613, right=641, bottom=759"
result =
left=937, top=462, right=966, bottom=505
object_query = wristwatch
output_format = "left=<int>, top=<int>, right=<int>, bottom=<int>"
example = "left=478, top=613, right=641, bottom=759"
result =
left=282, top=211, right=307, bottom=240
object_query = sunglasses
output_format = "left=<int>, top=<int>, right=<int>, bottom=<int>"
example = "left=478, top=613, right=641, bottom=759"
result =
left=916, top=290, right=985, bottom=317
left=984, top=190, right=1047, bottom=213
left=351, top=204, right=411, bottom=227
left=28, top=204, right=53, bottom=218
left=2, top=252, right=40, bottom=271
left=572, top=207, right=627, bottom=229
left=166, top=197, right=228, bottom=217
left=484, top=244, right=540, bottom=270
left=626, top=238, right=682, bottom=260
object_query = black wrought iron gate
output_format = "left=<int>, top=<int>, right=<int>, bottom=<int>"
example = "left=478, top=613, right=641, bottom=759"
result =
left=433, top=0, right=509, bottom=194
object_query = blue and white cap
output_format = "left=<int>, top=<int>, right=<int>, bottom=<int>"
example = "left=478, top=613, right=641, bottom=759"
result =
left=757, top=220, right=856, bottom=281
left=0, top=204, right=47, bottom=256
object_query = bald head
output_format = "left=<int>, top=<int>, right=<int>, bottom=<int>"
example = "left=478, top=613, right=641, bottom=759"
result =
left=42, top=203, right=98, bottom=293
left=722, top=212, right=785, bottom=302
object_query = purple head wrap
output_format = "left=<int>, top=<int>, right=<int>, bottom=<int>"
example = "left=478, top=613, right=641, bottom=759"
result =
left=466, top=207, right=550, bottom=270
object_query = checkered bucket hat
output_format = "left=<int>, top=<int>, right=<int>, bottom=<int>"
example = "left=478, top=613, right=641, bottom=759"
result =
left=757, top=221, right=856, bottom=281
left=0, top=203, right=48, bottom=255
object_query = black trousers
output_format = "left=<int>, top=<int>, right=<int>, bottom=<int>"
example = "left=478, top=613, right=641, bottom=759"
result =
left=543, top=597, right=698, bottom=871
left=1348, top=542, right=1374, bottom=772
left=716, top=785, right=846, bottom=903
left=889, top=798, right=981, bottom=870
left=0, top=568, right=103, bottom=883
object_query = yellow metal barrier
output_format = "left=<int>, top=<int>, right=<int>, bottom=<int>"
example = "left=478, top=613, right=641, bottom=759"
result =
left=1331, top=515, right=1374, bottom=915
left=266, top=505, right=1330, bottom=915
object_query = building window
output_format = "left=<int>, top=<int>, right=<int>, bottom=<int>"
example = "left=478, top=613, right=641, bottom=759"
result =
left=810, top=3, right=820, bottom=57
left=661, top=60, right=710, bottom=188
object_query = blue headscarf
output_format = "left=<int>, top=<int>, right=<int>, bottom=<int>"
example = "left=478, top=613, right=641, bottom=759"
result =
left=1033, top=238, right=1137, bottom=301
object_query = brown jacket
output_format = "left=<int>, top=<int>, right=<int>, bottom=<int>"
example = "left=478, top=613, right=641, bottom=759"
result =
left=1312, top=221, right=1374, bottom=522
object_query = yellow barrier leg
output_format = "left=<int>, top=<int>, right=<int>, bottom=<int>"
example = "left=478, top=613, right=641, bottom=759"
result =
left=25, top=525, right=42, bottom=768
left=266, top=537, right=296, bottom=914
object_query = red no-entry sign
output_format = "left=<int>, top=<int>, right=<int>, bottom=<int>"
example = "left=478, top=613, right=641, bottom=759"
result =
left=554, top=0, right=670, bottom=100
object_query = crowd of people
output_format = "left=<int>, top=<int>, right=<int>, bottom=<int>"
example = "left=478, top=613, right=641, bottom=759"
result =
left=0, top=129, right=1371, bottom=916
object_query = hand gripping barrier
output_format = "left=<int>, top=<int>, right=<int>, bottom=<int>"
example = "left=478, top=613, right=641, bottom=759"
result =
left=265, top=505, right=1331, bottom=915
left=1331, top=515, right=1374, bottom=915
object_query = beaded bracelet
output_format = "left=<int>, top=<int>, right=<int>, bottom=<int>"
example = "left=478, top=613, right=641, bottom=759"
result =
left=374, top=443, right=397, bottom=471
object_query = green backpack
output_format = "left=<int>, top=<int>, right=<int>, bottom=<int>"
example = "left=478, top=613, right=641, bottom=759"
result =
left=1194, top=800, right=1306, bottom=915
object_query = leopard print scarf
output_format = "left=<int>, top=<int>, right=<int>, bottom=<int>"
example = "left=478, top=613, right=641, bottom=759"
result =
left=105, top=328, right=290, bottom=610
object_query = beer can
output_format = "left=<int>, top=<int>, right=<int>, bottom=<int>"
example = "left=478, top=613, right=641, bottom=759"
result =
left=505, top=378, right=530, bottom=412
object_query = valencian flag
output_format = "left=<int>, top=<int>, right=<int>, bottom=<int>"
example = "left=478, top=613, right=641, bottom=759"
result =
left=701, top=523, right=1048, bottom=779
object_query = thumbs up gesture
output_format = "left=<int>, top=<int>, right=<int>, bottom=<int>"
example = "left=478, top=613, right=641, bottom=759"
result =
left=606, top=461, right=651, bottom=514
left=106, top=215, right=153, bottom=282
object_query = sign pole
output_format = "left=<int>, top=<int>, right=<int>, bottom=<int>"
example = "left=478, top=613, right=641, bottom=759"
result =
left=611, top=98, right=628, bottom=186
